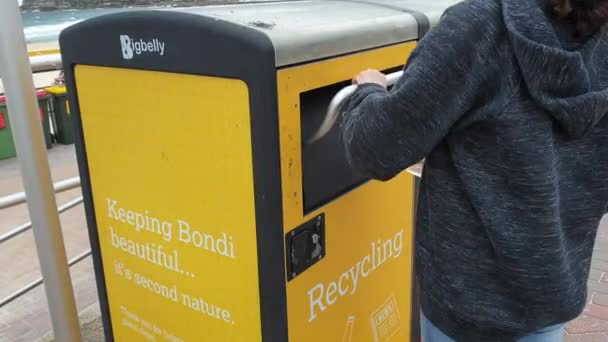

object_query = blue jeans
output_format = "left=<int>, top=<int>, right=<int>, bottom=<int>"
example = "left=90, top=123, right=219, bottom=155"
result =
left=421, top=312, right=565, bottom=342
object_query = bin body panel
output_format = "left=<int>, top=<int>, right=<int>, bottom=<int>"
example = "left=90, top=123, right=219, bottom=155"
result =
left=277, top=42, right=418, bottom=342
left=285, top=177, right=415, bottom=342
left=74, top=65, right=263, bottom=341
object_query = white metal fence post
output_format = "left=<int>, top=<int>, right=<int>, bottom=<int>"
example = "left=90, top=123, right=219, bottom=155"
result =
left=0, top=1, right=82, bottom=341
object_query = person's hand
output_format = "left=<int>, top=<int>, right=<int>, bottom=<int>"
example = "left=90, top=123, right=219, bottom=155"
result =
left=353, top=69, right=387, bottom=88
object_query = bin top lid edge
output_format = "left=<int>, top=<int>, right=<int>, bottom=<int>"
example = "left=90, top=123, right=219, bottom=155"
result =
left=58, top=0, right=461, bottom=68
left=168, top=0, right=461, bottom=66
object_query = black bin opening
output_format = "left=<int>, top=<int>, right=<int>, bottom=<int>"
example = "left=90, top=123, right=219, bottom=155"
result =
left=300, top=66, right=403, bottom=214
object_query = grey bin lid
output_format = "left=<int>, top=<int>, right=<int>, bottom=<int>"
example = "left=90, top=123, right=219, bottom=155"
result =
left=358, top=0, right=461, bottom=26
left=172, top=0, right=461, bottom=67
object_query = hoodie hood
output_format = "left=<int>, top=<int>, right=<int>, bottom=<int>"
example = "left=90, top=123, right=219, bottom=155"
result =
left=502, top=0, right=608, bottom=137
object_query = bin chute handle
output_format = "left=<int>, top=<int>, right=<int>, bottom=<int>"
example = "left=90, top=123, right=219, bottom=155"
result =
left=307, top=70, right=404, bottom=144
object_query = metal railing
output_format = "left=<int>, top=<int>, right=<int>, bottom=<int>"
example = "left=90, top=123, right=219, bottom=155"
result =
left=1, top=2, right=80, bottom=337
left=0, top=53, right=62, bottom=78
left=0, top=176, right=79, bottom=210
left=0, top=195, right=83, bottom=244
left=0, top=44, right=76, bottom=309
left=0, top=8, right=74, bottom=318
left=0, top=177, right=88, bottom=310
left=30, top=53, right=62, bottom=73
left=0, top=31, right=77, bottom=311
left=0, top=249, right=91, bottom=308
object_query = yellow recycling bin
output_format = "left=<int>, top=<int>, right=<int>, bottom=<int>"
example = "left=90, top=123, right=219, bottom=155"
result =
left=59, top=1, right=455, bottom=341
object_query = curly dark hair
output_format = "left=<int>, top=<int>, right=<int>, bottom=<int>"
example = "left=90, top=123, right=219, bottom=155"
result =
left=547, top=0, right=608, bottom=36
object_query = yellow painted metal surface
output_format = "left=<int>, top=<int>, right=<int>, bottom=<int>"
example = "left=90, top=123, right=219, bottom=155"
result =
left=75, top=66, right=262, bottom=341
left=28, top=48, right=61, bottom=57
left=277, top=42, right=418, bottom=342
left=44, top=85, right=66, bottom=94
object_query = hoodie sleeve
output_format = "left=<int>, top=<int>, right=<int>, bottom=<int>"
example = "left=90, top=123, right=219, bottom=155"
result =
left=340, top=1, right=502, bottom=181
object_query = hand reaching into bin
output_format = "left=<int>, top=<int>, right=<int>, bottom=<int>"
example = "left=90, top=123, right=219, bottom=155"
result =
left=352, top=69, right=388, bottom=88
left=351, top=69, right=425, bottom=178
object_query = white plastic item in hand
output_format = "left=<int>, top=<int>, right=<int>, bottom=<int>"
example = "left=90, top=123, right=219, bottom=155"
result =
left=308, top=70, right=404, bottom=144
left=407, top=160, right=424, bottom=178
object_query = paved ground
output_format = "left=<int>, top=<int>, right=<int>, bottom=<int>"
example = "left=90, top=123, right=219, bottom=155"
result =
left=566, top=215, right=608, bottom=341
left=0, top=145, right=606, bottom=341
left=0, top=145, right=100, bottom=342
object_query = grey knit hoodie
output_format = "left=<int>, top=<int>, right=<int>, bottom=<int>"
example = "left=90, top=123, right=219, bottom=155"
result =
left=340, top=0, right=608, bottom=340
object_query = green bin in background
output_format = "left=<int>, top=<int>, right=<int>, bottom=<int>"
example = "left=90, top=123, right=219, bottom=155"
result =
left=46, top=85, right=74, bottom=145
left=0, top=95, right=16, bottom=160
left=0, top=90, right=53, bottom=160
left=37, top=90, right=53, bottom=148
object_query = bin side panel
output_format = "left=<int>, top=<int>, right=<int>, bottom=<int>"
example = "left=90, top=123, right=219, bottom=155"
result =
left=74, top=65, right=263, bottom=341
left=277, top=42, right=419, bottom=342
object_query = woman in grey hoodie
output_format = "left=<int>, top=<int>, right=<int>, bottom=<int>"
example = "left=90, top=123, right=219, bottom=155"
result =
left=340, top=0, right=608, bottom=341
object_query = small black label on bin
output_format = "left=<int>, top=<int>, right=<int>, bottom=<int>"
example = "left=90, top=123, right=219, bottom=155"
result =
left=286, top=214, right=326, bottom=281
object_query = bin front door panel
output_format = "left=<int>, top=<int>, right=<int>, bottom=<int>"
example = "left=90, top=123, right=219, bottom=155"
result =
left=277, top=42, right=419, bottom=342
left=74, top=66, right=263, bottom=341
